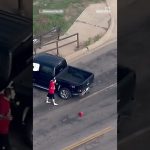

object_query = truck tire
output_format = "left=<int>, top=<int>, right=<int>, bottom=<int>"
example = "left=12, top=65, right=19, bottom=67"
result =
left=59, top=88, right=71, bottom=100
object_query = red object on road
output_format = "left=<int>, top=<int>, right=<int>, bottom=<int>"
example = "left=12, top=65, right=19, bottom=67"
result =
left=78, top=112, right=84, bottom=117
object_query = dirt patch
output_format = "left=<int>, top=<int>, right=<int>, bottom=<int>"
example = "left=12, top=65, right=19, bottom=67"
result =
left=64, top=3, right=83, bottom=21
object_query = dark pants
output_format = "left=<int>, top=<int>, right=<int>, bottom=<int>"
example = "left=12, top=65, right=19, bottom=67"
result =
left=47, top=93, right=55, bottom=99
left=0, top=134, right=11, bottom=150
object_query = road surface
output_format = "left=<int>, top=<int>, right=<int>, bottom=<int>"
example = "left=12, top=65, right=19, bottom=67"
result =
left=33, top=42, right=117, bottom=150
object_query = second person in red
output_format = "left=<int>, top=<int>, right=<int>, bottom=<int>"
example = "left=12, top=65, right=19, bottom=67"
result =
left=0, top=88, right=13, bottom=150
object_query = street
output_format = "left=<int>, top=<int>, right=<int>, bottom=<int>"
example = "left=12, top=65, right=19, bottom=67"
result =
left=33, top=42, right=117, bottom=150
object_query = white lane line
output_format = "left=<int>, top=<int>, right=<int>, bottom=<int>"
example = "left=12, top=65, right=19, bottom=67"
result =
left=81, top=83, right=117, bottom=102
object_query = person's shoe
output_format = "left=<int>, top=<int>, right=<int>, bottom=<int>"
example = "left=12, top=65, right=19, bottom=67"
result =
left=53, top=103, right=58, bottom=106
left=46, top=97, right=51, bottom=103
left=52, top=99, right=58, bottom=106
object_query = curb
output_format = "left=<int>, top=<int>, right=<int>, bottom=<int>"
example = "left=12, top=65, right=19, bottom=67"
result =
left=65, top=0, right=116, bottom=62
left=66, top=39, right=116, bottom=63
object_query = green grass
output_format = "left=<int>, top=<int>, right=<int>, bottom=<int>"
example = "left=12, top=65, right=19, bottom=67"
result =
left=93, top=35, right=101, bottom=42
left=84, top=37, right=92, bottom=47
left=33, top=14, right=66, bottom=35
left=45, top=0, right=81, bottom=9
left=33, top=0, right=105, bottom=36
left=84, top=34, right=102, bottom=47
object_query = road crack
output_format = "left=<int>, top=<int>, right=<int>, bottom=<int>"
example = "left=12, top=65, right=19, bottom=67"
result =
left=76, top=20, right=107, bottom=29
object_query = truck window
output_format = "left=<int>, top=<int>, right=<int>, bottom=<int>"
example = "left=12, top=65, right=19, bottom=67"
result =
left=40, top=65, right=53, bottom=75
left=55, top=60, right=67, bottom=75
left=33, top=63, right=40, bottom=71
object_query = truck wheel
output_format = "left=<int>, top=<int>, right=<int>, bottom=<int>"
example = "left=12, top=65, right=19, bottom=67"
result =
left=59, top=88, right=71, bottom=100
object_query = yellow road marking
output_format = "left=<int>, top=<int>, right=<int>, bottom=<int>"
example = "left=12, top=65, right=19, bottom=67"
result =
left=62, top=126, right=113, bottom=150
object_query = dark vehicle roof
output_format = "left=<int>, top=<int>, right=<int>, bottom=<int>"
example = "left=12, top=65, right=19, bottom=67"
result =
left=0, top=10, right=32, bottom=52
left=33, top=53, right=66, bottom=67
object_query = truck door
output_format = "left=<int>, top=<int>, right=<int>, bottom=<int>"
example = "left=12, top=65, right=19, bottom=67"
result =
left=37, top=65, right=53, bottom=88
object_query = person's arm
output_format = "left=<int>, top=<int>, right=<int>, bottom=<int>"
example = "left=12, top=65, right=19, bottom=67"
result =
left=0, top=114, right=4, bottom=119
left=6, top=109, right=13, bottom=121
left=0, top=114, right=9, bottom=120
left=0, top=110, right=12, bottom=120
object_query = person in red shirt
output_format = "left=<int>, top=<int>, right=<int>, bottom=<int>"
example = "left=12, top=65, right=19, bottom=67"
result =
left=0, top=88, right=12, bottom=150
left=46, top=78, right=58, bottom=106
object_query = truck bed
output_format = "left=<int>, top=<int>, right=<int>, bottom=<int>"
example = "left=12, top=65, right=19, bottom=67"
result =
left=57, top=66, right=93, bottom=85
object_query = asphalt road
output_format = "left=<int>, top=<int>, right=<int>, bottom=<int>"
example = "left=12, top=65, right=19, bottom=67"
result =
left=33, top=42, right=117, bottom=150
left=34, top=87, right=117, bottom=150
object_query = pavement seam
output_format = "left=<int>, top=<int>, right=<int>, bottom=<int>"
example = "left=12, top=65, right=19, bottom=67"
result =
left=76, top=20, right=108, bottom=29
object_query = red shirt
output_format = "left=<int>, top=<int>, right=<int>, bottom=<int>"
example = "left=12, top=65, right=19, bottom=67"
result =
left=0, top=94, right=10, bottom=134
left=48, top=81, right=56, bottom=94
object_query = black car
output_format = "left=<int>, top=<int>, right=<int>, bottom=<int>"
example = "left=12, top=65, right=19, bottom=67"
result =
left=33, top=53, right=94, bottom=99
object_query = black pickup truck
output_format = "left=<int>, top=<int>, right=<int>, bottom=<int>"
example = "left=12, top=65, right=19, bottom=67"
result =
left=33, top=53, right=94, bottom=99
left=118, top=65, right=136, bottom=120
left=0, top=10, right=32, bottom=91
left=0, top=11, right=32, bottom=146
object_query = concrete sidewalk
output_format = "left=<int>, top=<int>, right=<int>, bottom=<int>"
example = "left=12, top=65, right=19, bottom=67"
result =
left=36, top=0, right=117, bottom=59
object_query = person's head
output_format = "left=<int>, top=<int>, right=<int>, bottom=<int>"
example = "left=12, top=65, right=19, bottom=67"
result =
left=4, top=88, right=11, bottom=100
left=52, top=77, right=56, bottom=82
left=4, top=87, right=15, bottom=100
